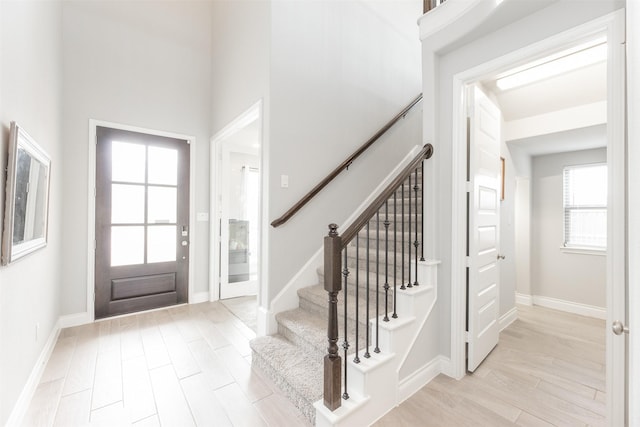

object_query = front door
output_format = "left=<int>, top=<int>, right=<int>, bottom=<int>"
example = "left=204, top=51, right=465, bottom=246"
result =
left=466, top=85, right=502, bottom=372
left=95, top=126, right=190, bottom=319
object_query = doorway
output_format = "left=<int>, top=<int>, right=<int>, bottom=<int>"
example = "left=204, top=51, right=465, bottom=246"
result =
left=211, top=104, right=263, bottom=301
left=94, top=126, right=191, bottom=318
left=452, top=12, right=626, bottom=425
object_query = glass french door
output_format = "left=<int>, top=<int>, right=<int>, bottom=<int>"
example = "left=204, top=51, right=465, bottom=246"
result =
left=95, top=126, right=190, bottom=319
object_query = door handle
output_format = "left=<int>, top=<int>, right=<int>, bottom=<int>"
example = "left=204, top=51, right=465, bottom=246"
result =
left=612, top=320, right=629, bottom=335
left=181, top=240, right=188, bottom=246
left=497, top=254, right=505, bottom=260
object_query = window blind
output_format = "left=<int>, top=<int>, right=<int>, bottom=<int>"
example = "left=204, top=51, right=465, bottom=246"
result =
left=563, top=163, right=607, bottom=248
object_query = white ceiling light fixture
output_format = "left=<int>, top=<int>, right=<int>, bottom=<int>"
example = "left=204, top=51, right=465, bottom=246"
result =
left=496, top=37, right=607, bottom=91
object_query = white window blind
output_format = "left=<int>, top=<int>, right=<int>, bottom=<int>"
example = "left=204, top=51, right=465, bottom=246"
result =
left=563, top=163, right=607, bottom=249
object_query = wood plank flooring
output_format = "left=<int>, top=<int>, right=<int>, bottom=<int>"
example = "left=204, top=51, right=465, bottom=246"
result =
left=21, top=298, right=311, bottom=427
left=22, top=301, right=605, bottom=426
left=374, top=304, right=606, bottom=427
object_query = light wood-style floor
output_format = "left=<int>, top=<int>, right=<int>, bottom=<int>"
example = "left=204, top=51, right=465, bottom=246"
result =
left=21, top=297, right=311, bottom=427
left=375, top=304, right=606, bottom=427
left=22, top=301, right=605, bottom=427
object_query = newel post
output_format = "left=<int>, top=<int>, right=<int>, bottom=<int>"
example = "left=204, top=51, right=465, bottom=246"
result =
left=323, top=223, right=342, bottom=410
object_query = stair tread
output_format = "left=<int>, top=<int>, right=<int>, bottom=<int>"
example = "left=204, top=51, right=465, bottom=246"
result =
left=250, top=335, right=323, bottom=403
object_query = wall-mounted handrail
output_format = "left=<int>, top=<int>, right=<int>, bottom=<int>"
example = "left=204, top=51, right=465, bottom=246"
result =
left=270, top=94, right=423, bottom=228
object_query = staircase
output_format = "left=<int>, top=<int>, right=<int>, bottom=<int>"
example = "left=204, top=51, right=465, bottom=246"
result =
left=250, top=159, right=439, bottom=425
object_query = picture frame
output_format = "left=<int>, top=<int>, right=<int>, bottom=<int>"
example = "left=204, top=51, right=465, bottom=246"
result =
left=1, top=122, right=51, bottom=265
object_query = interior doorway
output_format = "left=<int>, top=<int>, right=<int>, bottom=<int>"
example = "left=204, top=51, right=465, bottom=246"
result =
left=211, top=104, right=263, bottom=300
left=452, top=12, right=626, bottom=425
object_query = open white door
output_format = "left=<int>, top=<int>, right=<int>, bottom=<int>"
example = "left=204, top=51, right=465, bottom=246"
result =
left=467, top=85, right=502, bottom=372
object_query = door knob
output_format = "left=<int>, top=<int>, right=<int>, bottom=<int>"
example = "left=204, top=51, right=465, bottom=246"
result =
left=497, top=254, right=505, bottom=260
left=612, top=320, right=629, bottom=335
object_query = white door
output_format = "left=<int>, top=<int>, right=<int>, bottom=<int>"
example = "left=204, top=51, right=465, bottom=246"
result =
left=467, top=85, right=502, bottom=372
left=218, top=147, right=259, bottom=300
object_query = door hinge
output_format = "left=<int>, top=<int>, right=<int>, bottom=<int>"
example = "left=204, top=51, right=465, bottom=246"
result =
left=94, top=240, right=97, bottom=250
left=464, top=331, right=470, bottom=342
left=466, top=181, right=472, bottom=193
left=465, top=256, right=471, bottom=268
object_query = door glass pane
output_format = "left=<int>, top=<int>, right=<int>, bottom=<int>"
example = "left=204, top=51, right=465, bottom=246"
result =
left=148, top=225, right=176, bottom=263
left=112, top=141, right=145, bottom=183
left=148, top=146, right=178, bottom=185
left=112, top=184, right=145, bottom=224
left=148, top=186, right=177, bottom=224
left=111, top=226, right=144, bottom=266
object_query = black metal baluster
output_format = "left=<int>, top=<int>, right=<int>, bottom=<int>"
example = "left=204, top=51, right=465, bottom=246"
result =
left=401, top=183, right=406, bottom=290
left=407, top=173, right=413, bottom=288
left=354, top=235, right=360, bottom=364
left=375, top=211, right=380, bottom=353
left=342, top=249, right=349, bottom=400
left=421, top=161, right=425, bottom=262
left=384, top=201, right=390, bottom=322
left=364, top=223, right=371, bottom=358
left=393, top=190, right=398, bottom=319
left=414, top=169, right=420, bottom=287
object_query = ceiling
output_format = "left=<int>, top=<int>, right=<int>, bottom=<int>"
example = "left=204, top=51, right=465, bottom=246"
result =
left=483, top=61, right=607, bottom=121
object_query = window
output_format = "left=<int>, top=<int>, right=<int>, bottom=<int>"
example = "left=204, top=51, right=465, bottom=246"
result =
left=563, top=163, right=607, bottom=249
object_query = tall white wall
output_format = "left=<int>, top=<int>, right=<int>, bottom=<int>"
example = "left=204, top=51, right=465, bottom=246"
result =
left=423, top=0, right=623, bottom=359
left=61, top=1, right=214, bottom=314
left=0, top=1, right=63, bottom=424
left=531, top=148, right=606, bottom=308
left=268, top=0, right=423, bottom=302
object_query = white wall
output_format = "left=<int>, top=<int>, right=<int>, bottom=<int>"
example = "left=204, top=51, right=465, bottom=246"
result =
left=531, top=147, right=606, bottom=308
left=61, top=1, right=214, bottom=314
left=267, top=0, right=423, bottom=303
left=0, top=1, right=63, bottom=424
left=423, top=0, right=623, bottom=359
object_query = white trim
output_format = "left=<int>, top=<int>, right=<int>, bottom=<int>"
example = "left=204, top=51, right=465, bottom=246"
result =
left=6, top=319, right=61, bottom=426
left=559, top=246, right=606, bottom=256
left=499, top=307, right=518, bottom=331
left=190, top=291, right=210, bottom=304
left=627, top=1, right=640, bottom=424
left=397, top=355, right=447, bottom=404
left=444, top=11, right=626, bottom=415
left=515, top=293, right=533, bottom=306
left=263, top=144, right=424, bottom=335
left=88, top=120, right=196, bottom=321
left=209, top=101, right=265, bottom=312
left=530, top=295, right=606, bottom=320
left=58, top=312, right=91, bottom=329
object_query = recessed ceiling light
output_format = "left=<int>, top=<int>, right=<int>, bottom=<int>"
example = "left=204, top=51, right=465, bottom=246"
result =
left=496, top=37, right=607, bottom=91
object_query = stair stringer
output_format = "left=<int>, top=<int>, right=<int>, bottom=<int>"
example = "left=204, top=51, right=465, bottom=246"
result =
left=314, top=259, right=440, bottom=427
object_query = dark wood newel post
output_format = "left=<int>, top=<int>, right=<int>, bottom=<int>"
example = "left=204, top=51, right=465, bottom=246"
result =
left=324, top=223, right=342, bottom=411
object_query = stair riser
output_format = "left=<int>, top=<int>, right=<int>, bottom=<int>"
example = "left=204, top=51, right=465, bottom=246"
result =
left=251, top=350, right=316, bottom=424
left=299, top=288, right=396, bottom=332
left=278, top=318, right=369, bottom=361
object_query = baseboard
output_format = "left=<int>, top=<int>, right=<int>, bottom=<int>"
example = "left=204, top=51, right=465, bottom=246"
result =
left=190, top=291, right=210, bottom=304
left=515, top=293, right=533, bottom=306
left=59, top=312, right=91, bottom=329
left=499, top=306, right=518, bottom=331
left=257, top=305, right=277, bottom=336
left=6, top=319, right=61, bottom=426
left=532, top=295, right=606, bottom=320
left=397, top=355, right=446, bottom=404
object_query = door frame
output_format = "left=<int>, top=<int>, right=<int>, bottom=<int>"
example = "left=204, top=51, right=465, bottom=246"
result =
left=209, top=100, right=265, bottom=303
left=449, top=10, right=626, bottom=424
left=87, top=119, right=196, bottom=322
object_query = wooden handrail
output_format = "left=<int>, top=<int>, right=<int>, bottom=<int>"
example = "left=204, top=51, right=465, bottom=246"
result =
left=340, top=143, right=433, bottom=245
left=270, top=94, right=423, bottom=228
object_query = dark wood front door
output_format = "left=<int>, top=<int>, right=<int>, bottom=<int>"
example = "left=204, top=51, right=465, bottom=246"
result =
left=95, top=126, right=190, bottom=319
